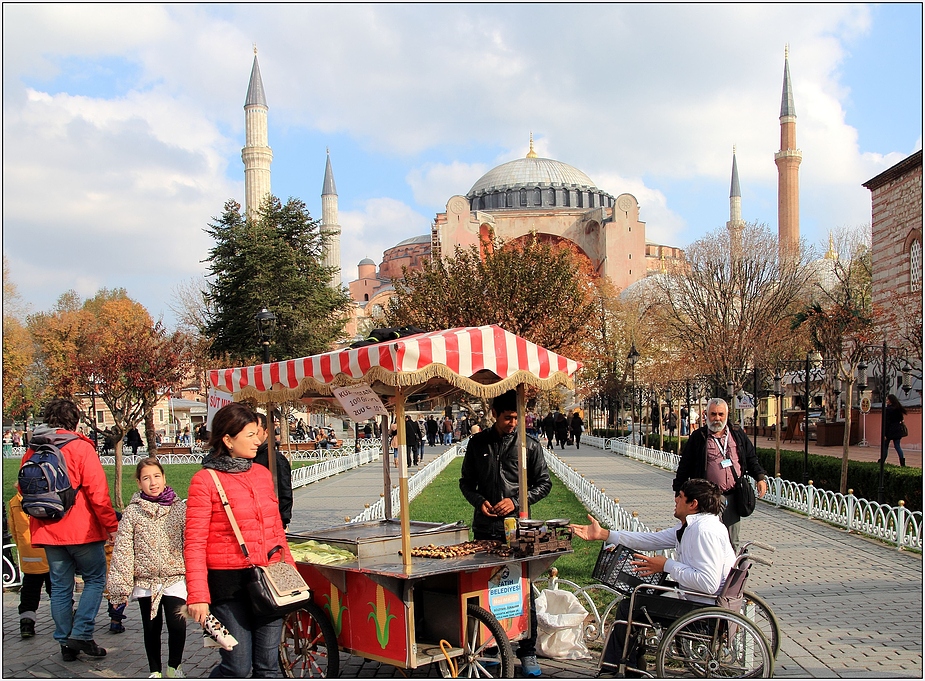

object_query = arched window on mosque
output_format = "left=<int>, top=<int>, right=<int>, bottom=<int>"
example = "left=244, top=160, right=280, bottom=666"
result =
left=506, top=190, right=513, bottom=208
left=534, top=188, right=542, bottom=205
left=576, top=191, right=583, bottom=208
left=563, top=190, right=569, bottom=207
left=911, top=238, right=922, bottom=292
left=548, top=188, right=556, bottom=206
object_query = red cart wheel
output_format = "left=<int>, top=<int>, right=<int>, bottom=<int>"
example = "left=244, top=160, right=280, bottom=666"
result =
left=438, top=603, right=514, bottom=678
left=279, top=601, right=340, bottom=678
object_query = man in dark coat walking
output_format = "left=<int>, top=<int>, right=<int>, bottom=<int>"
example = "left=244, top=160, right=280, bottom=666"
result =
left=673, top=398, right=768, bottom=549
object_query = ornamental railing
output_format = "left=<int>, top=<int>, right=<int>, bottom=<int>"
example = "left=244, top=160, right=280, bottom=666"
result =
left=591, top=435, right=922, bottom=551
left=291, top=443, right=382, bottom=490
left=351, top=443, right=464, bottom=523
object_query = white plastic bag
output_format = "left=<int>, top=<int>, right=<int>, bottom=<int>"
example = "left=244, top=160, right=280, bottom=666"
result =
left=535, top=588, right=591, bottom=660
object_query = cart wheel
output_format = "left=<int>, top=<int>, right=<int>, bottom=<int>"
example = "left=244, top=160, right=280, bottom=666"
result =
left=741, top=590, right=780, bottom=660
left=279, top=602, right=340, bottom=678
left=438, top=603, right=515, bottom=678
left=655, top=607, right=773, bottom=678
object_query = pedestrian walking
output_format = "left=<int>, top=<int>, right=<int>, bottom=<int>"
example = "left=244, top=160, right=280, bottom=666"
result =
left=673, top=398, right=768, bottom=549
left=570, top=411, right=584, bottom=449
left=21, top=398, right=119, bottom=662
left=107, top=457, right=188, bottom=679
left=882, top=394, right=908, bottom=467
left=8, top=493, right=51, bottom=639
left=184, top=402, right=293, bottom=678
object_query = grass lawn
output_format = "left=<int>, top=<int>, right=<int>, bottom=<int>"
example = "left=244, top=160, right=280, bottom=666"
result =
left=409, top=458, right=604, bottom=587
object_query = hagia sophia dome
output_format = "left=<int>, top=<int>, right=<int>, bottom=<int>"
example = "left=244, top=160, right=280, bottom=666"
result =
left=464, top=139, right=615, bottom=212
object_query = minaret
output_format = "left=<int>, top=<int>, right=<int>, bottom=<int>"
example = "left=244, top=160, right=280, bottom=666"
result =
left=727, top=145, right=746, bottom=253
left=242, top=47, right=272, bottom=220
left=775, top=46, right=802, bottom=261
left=321, top=149, right=341, bottom=288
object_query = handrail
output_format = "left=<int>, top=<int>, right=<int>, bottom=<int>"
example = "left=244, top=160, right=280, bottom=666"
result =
left=587, top=435, right=922, bottom=551
left=351, top=444, right=464, bottom=523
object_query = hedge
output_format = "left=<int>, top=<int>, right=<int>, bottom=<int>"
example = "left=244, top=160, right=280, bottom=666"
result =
left=590, top=429, right=922, bottom=512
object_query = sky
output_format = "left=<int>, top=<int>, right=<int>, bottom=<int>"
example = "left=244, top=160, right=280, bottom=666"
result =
left=3, top=3, right=922, bottom=327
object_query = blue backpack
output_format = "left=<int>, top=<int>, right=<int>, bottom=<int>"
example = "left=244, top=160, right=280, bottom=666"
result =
left=18, top=433, right=79, bottom=520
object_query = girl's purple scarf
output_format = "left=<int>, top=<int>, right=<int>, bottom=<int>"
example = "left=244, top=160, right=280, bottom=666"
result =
left=140, top=486, right=177, bottom=506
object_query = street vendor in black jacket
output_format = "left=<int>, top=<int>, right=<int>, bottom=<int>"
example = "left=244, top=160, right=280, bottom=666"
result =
left=459, top=389, right=551, bottom=677
left=673, top=397, right=768, bottom=550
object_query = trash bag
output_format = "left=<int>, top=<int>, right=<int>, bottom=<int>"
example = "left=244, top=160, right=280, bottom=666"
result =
left=535, top=588, right=591, bottom=660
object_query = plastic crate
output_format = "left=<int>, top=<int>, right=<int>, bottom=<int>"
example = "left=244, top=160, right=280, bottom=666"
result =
left=591, top=544, right=666, bottom=596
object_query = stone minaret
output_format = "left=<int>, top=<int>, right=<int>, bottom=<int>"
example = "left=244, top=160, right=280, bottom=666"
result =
left=321, top=149, right=341, bottom=288
left=242, top=49, right=272, bottom=220
left=775, top=46, right=801, bottom=261
left=727, top=146, right=746, bottom=253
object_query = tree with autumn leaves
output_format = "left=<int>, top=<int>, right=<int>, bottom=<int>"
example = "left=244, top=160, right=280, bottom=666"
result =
left=384, top=234, right=597, bottom=359
left=28, top=289, right=194, bottom=508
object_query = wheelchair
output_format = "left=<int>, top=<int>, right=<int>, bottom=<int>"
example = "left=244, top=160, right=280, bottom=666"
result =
left=599, top=541, right=776, bottom=678
left=534, top=540, right=779, bottom=678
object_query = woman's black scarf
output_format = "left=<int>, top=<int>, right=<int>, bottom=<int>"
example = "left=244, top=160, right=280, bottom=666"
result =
left=201, top=450, right=252, bottom=473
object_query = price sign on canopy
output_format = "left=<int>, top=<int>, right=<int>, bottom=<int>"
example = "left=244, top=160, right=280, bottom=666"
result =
left=206, top=388, right=234, bottom=429
left=332, top=384, right=389, bottom=422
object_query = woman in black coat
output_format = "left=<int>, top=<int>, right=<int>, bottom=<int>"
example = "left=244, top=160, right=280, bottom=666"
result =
left=882, top=394, right=908, bottom=467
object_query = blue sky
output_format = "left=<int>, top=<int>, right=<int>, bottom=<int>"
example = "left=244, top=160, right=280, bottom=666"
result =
left=3, top=3, right=922, bottom=326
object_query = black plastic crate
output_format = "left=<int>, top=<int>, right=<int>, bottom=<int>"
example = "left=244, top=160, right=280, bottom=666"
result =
left=591, top=544, right=666, bottom=596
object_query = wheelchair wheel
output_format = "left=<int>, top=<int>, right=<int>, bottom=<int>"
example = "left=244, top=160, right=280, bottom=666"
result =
left=438, top=604, right=514, bottom=678
left=741, top=590, right=780, bottom=659
left=279, top=602, right=340, bottom=678
left=655, top=607, right=774, bottom=678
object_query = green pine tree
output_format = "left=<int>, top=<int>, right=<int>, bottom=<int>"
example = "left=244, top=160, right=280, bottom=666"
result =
left=202, top=196, right=352, bottom=363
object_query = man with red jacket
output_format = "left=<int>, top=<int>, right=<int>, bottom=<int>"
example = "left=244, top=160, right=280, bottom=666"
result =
left=21, top=399, right=119, bottom=662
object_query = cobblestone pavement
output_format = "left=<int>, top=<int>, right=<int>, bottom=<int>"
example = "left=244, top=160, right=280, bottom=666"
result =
left=3, top=441, right=921, bottom=678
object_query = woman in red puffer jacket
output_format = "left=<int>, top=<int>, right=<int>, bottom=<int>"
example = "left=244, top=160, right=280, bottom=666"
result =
left=184, top=402, right=294, bottom=678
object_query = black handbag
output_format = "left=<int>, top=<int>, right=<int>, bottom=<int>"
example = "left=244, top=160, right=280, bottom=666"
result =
left=208, top=470, right=312, bottom=617
left=900, top=422, right=909, bottom=438
left=729, top=462, right=756, bottom=518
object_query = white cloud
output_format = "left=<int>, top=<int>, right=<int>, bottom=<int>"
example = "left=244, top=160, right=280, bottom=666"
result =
left=406, top=161, right=489, bottom=210
left=338, top=198, right=432, bottom=283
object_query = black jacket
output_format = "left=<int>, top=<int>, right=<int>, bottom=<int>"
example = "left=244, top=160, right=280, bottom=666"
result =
left=459, top=427, right=552, bottom=539
left=673, top=426, right=766, bottom=493
left=254, top=442, right=294, bottom=526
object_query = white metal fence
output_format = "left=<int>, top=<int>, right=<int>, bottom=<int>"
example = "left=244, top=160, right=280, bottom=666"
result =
left=587, top=435, right=923, bottom=551
left=350, top=443, right=464, bottom=523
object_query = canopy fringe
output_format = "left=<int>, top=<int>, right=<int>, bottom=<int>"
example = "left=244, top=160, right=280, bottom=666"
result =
left=228, top=364, right=575, bottom=406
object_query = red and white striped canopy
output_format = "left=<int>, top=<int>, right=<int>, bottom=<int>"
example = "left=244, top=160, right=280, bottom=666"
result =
left=208, top=325, right=581, bottom=405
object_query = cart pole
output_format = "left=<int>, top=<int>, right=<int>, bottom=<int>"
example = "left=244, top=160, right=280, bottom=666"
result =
left=395, top=387, right=412, bottom=566
left=517, top=384, right=529, bottom=519
left=267, top=401, right=279, bottom=500
left=381, top=412, right=392, bottom=519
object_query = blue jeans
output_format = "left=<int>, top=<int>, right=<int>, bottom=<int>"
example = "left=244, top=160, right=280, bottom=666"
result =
left=209, top=599, right=283, bottom=677
left=44, top=541, right=107, bottom=645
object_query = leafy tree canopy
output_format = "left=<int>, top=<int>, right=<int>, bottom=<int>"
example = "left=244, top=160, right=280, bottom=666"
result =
left=28, top=288, right=195, bottom=508
left=384, top=233, right=596, bottom=359
left=202, top=196, right=352, bottom=363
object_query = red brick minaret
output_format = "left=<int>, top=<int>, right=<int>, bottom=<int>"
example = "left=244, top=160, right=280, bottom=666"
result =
left=775, top=46, right=801, bottom=261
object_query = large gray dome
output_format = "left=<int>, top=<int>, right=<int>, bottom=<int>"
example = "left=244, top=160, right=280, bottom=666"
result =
left=468, top=157, right=598, bottom=195
left=466, top=155, right=614, bottom=212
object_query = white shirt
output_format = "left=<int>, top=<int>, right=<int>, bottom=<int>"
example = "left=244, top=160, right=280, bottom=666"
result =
left=606, top=512, right=736, bottom=602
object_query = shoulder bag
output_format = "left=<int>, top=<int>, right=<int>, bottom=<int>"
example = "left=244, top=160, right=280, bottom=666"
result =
left=729, top=460, right=756, bottom=518
left=207, top=469, right=311, bottom=617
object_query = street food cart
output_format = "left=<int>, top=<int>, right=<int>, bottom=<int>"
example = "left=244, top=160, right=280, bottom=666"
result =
left=209, top=325, right=581, bottom=677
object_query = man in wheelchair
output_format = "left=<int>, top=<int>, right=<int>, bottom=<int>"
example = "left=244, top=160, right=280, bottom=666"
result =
left=571, top=478, right=735, bottom=676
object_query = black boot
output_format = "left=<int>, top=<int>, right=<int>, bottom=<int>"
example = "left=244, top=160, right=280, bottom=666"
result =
left=66, top=638, right=107, bottom=657
left=19, top=618, right=35, bottom=638
left=61, top=645, right=78, bottom=662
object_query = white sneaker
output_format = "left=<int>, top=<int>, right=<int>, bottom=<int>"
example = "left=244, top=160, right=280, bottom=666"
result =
left=148, top=673, right=162, bottom=678
left=166, top=665, right=185, bottom=678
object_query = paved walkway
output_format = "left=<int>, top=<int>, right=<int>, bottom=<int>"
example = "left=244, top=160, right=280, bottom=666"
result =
left=3, top=441, right=922, bottom=678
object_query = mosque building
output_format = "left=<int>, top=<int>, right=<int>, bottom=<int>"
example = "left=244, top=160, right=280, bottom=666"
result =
left=240, top=49, right=801, bottom=338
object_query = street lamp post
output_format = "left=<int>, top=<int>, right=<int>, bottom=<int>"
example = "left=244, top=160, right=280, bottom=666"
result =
left=773, top=371, right=784, bottom=478
left=856, top=341, right=914, bottom=503
left=255, top=307, right=278, bottom=495
left=774, top=351, right=824, bottom=485
left=627, top=344, right=640, bottom=444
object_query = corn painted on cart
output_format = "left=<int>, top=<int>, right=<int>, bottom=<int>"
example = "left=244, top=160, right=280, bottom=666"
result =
left=208, top=325, right=582, bottom=678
